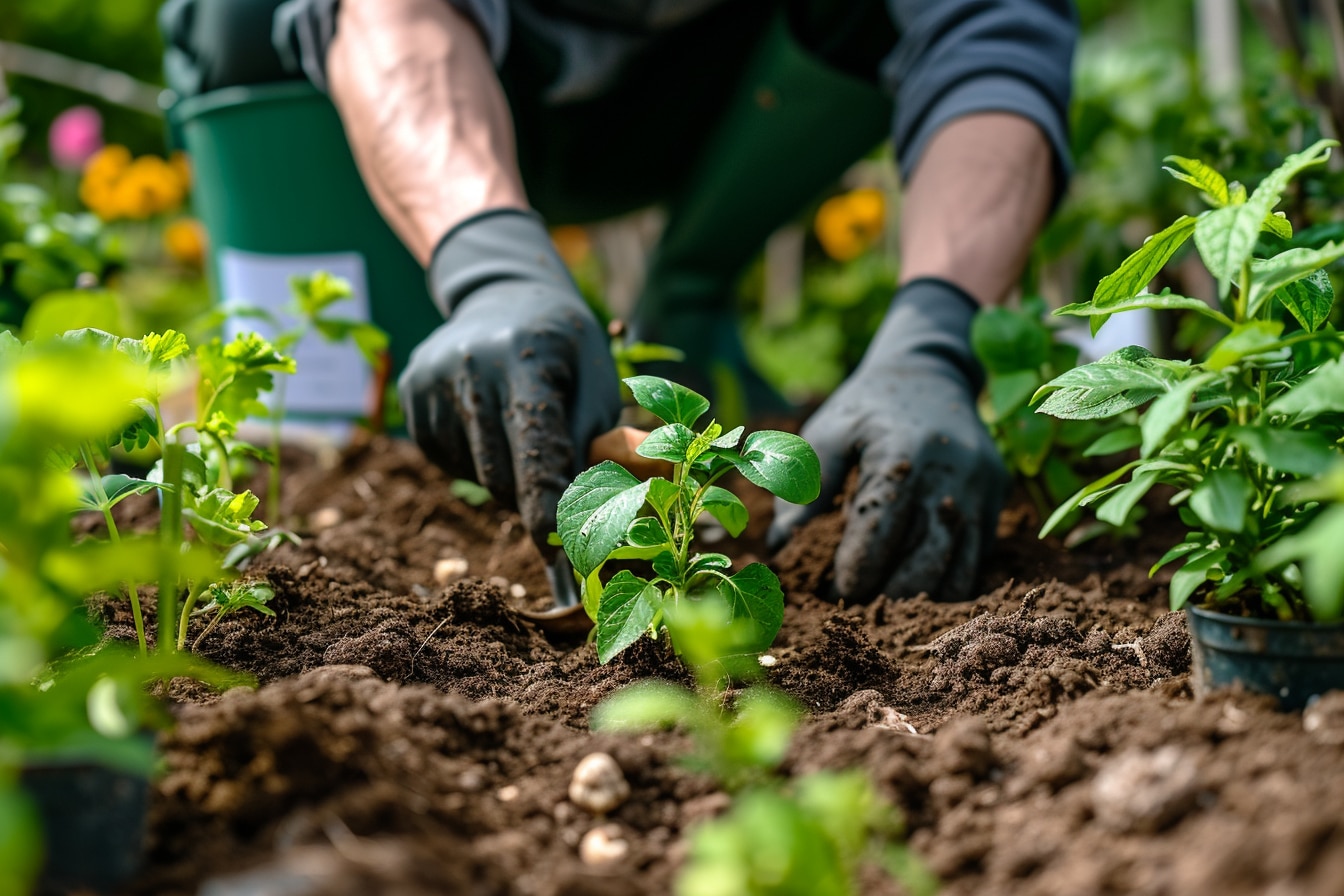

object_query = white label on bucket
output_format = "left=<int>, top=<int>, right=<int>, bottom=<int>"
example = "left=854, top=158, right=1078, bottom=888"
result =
left=217, top=248, right=374, bottom=423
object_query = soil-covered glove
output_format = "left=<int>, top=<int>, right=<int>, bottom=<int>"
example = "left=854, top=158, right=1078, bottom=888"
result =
left=399, top=209, right=622, bottom=553
left=768, top=278, right=1007, bottom=602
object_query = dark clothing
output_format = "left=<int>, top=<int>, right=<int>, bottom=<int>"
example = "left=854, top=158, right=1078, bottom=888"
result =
left=161, top=0, right=1075, bottom=191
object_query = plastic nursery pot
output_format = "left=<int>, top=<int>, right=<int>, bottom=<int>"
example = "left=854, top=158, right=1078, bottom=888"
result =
left=19, top=759, right=151, bottom=894
left=1186, top=604, right=1344, bottom=710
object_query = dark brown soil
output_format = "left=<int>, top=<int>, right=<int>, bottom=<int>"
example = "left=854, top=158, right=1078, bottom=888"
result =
left=99, top=434, right=1344, bottom=896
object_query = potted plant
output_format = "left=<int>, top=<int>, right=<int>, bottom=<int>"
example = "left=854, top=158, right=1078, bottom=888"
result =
left=1034, top=140, right=1344, bottom=708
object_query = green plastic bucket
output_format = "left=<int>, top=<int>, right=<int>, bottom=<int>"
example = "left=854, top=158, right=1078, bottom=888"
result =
left=169, top=82, right=442, bottom=426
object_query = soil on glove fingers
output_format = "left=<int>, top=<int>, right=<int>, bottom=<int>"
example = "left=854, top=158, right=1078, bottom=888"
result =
left=100, top=435, right=1344, bottom=896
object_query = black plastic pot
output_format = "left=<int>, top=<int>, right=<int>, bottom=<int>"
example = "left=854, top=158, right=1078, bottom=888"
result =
left=1186, top=605, right=1344, bottom=710
left=19, top=760, right=150, bottom=894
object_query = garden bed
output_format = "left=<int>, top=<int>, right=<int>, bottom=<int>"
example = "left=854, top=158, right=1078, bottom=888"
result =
left=104, top=434, right=1344, bottom=896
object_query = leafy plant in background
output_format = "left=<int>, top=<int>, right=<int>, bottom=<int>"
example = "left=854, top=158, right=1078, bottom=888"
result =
left=556, top=375, right=819, bottom=664
left=0, top=331, right=247, bottom=896
left=1035, top=140, right=1344, bottom=621
left=593, top=601, right=935, bottom=896
left=972, top=296, right=1135, bottom=541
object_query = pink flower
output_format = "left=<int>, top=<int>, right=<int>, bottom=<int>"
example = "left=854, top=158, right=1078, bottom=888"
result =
left=49, top=106, right=104, bottom=171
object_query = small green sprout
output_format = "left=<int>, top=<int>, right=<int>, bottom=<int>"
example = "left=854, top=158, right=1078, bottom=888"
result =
left=556, top=375, right=820, bottom=664
left=189, top=580, right=276, bottom=651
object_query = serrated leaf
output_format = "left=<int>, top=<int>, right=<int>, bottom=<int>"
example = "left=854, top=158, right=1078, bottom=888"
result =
left=1091, top=216, right=1197, bottom=309
left=1190, top=469, right=1252, bottom=533
left=728, top=431, right=820, bottom=505
left=623, top=375, right=710, bottom=427
left=714, top=562, right=784, bottom=652
left=1246, top=244, right=1344, bottom=318
left=1276, top=269, right=1335, bottom=333
left=1163, top=155, right=1230, bottom=205
left=1195, top=140, right=1336, bottom=298
left=636, top=423, right=696, bottom=463
left=701, top=486, right=749, bottom=537
left=1034, top=346, right=1177, bottom=420
left=1229, top=426, right=1338, bottom=475
left=1269, top=357, right=1344, bottom=421
left=596, top=571, right=661, bottom=663
left=557, top=461, right=652, bottom=576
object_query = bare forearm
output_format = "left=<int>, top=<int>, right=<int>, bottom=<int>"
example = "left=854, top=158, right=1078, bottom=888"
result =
left=326, top=0, right=527, bottom=264
left=899, top=113, right=1054, bottom=306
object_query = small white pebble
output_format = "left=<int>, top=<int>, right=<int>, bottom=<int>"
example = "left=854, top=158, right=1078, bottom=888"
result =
left=433, top=557, right=469, bottom=585
left=496, top=784, right=520, bottom=802
left=758, top=654, right=777, bottom=668
left=569, top=752, right=630, bottom=815
left=510, top=583, right=527, bottom=600
left=579, top=824, right=629, bottom=866
left=309, top=507, right=342, bottom=531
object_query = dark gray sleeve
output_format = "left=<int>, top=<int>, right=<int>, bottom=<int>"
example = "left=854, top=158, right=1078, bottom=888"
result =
left=883, top=0, right=1076, bottom=199
left=272, top=0, right=511, bottom=93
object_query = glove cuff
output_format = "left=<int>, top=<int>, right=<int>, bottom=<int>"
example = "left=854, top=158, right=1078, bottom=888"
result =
left=874, top=277, right=986, bottom=393
left=427, top=208, right=575, bottom=318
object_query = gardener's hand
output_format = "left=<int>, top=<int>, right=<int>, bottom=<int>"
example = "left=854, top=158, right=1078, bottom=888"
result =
left=400, top=210, right=622, bottom=551
left=768, top=278, right=1007, bottom=602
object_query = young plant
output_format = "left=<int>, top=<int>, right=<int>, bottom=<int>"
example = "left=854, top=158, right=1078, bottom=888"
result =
left=972, top=296, right=1135, bottom=540
left=1035, top=140, right=1344, bottom=621
left=556, top=375, right=820, bottom=664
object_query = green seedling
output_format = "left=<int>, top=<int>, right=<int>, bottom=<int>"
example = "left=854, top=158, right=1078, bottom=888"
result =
left=592, top=599, right=933, bottom=896
left=1035, top=140, right=1344, bottom=621
left=188, top=580, right=276, bottom=651
left=972, top=297, right=1135, bottom=541
left=556, top=375, right=820, bottom=664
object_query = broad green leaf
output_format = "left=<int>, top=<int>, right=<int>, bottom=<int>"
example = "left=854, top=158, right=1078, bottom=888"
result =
left=1267, top=357, right=1344, bottom=421
left=710, top=425, right=744, bottom=449
left=1262, top=212, right=1293, bottom=240
left=688, top=553, right=733, bottom=580
left=1205, top=320, right=1285, bottom=370
left=21, top=289, right=123, bottom=341
left=1034, top=346, right=1179, bottom=420
left=970, top=306, right=1049, bottom=374
left=627, top=516, right=670, bottom=548
left=1082, top=426, right=1142, bottom=457
left=636, top=423, right=696, bottom=463
left=701, top=486, right=749, bottom=537
left=1095, top=469, right=1160, bottom=526
left=1229, top=426, right=1338, bottom=475
left=714, top=562, right=784, bottom=652
left=1190, top=469, right=1252, bottom=533
left=1140, top=373, right=1215, bottom=456
left=1258, top=505, right=1344, bottom=621
left=729, top=431, right=821, bottom=505
left=1055, top=291, right=1232, bottom=330
left=1039, top=460, right=1141, bottom=538
left=1090, top=216, right=1198, bottom=310
left=652, top=551, right=682, bottom=583
left=646, top=477, right=684, bottom=518
left=1151, top=540, right=1204, bottom=576
left=1276, top=269, right=1335, bottom=333
left=623, top=375, right=710, bottom=427
left=77, top=473, right=160, bottom=512
left=1195, top=140, right=1337, bottom=298
left=1005, top=407, right=1052, bottom=476
left=556, top=461, right=653, bottom=576
left=1170, top=548, right=1229, bottom=610
left=596, top=571, right=661, bottom=663
left=185, top=488, right=267, bottom=546
left=1246, top=244, right=1344, bottom=318
left=1163, top=155, right=1230, bottom=205
left=986, top=370, right=1041, bottom=420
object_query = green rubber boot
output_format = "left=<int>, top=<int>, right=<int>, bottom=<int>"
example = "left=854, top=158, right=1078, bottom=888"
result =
left=630, top=12, right=893, bottom=422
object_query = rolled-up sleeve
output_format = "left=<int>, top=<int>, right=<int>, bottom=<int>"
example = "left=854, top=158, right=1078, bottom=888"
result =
left=883, top=0, right=1076, bottom=198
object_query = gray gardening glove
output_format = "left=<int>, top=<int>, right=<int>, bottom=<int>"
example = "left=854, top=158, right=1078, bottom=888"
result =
left=399, top=209, right=622, bottom=555
left=768, top=278, right=1007, bottom=602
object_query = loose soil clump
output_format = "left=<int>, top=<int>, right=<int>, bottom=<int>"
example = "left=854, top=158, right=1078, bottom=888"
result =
left=101, top=435, right=1344, bottom=896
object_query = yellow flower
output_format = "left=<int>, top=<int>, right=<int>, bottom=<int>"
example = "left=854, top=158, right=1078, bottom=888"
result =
left=550, top=225, right=592, bottom=267
left=79, top=148, right=188, bottom=221
left=163, top=218, right=207, bottom=267
left=82, top=144, right=131, bottom=186
left=814, top=187, right=887, bottom=262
